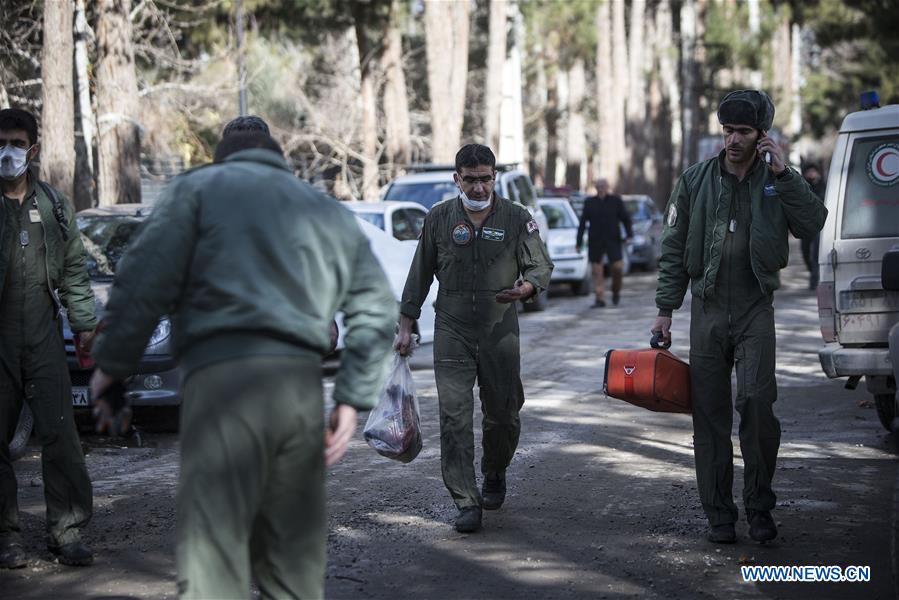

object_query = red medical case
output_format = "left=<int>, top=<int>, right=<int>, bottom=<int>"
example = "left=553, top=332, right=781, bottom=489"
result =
left=603, top=343, right=692, bottom=414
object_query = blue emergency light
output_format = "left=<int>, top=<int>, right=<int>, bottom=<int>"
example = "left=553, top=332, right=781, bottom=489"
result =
left=860, top=90, right=880, bottom=110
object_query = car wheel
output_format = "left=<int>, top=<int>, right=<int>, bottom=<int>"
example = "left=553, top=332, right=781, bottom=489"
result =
left=9, top=405, right=33, bottom=461
left=874, top=393, right=899, bottom=432
left=522, top=288, right=549, bottom=312
left=571, top=271, right=592, bottom=296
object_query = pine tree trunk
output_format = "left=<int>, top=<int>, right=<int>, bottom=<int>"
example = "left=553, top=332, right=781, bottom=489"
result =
left=544, top=33, right=560, bottom=188
left=40, top=0, right=75, bottom=201
left=655, top=0, right=680, bottom=204
left=425, top=0, right=470, bottom=163
left=565, top=58, right=587, bottom=190
left=679, top=0, right=702, bottom=169
left=73, top=0, right=95, bottom=210
left=382, top=0, right=411, bottom=172
left=595, top=0, right=613, bottom=185
left=485, top=0, right=508, bottom=153
left=352, top=13, right=380, bottom=201
left=95, top=0, right=141, bottom=206
left=611, top=0, right=628, bottom=188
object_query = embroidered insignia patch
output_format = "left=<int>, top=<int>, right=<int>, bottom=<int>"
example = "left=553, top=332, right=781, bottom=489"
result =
left=481, top=227, right=505, bottom=242
left=526, top=219, right=539, bottom=234
left=764, top=183, right=777, bottom=197
left=451, top=222, right=474, bottom=246
left=667, top=203, right=677, bottom=227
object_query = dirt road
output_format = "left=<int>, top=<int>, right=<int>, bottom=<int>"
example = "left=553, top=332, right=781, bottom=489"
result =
left=4, top=251, right=897, bottom=599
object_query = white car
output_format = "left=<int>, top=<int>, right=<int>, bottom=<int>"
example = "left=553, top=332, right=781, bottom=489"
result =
left=381, top=165, right=551, bottom=311
left=816, top=98, right=899, bottom=430
left=334, top=216, right=437, bottom=350
left=346, top=201, right=428, bottom=246
left=537, top=198, right=591, bottom=295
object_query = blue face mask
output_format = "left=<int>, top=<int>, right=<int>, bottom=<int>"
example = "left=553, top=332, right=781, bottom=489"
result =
left=0, top=145, right=32, bottom=180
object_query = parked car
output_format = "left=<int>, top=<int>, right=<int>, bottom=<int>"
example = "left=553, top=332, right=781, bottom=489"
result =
left=346, top=201, right=428, bottom=245
left=381, top=165, right=551, bottom=311
left=815, top=97, right=899, bottom=431
left=537, top=197, right=591, bottom=295
left=621, top=194, right=663, bottom=270
left=333, top=216, right=437, bottom=349
left=10, top=204, right=179, bottom=459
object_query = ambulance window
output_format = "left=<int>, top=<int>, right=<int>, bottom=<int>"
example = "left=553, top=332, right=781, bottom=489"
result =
left=841, top=134, right=899, bottom=239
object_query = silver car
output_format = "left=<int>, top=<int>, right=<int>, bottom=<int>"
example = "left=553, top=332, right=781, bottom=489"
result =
left=11, top=204, right=180, bottom=459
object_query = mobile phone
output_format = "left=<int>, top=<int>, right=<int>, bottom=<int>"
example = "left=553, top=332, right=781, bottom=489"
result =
left=758, top=131, right=772, bottom=165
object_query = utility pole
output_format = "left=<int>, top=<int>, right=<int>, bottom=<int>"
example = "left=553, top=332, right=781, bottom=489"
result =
left=236, top=0, right=247, bottom=116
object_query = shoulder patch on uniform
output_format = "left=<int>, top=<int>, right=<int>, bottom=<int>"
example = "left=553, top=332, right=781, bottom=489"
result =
left=763, top=183, right=777, bottom=197
left=526, top=219, right=539, bottom=234
left=667, top=203, right=677, bottom=227
left=451, top=221, right=474, bottom=246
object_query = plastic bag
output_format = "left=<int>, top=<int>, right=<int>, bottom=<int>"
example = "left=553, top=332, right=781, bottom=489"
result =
left=363, top=353, right=422, bottom=463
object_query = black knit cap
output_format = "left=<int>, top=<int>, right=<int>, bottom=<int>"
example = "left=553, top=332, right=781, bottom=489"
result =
left=717, top=89, right=775, bottom=132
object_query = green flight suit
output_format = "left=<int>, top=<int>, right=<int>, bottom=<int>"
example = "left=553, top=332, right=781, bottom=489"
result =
left=689, top=168, right=779, bottom=526
left=0, top=182, right=94, bottom=549
left=92, top=149, right=397, bottom=599
left=400, top=196, right=553, bottom=509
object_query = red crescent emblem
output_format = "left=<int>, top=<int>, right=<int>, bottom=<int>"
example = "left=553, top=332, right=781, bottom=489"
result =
left=876, top=150, right=898, bottom=178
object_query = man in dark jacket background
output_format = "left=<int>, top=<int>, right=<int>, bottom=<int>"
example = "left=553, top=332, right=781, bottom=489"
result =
left=800, top=163, right=826, bottom=290
left=0, top=108, right=97, bottom=568
left=89, top=131, right=396, bottom=598
left=576, top=177, right=632, bottom=307
left=651, top=90, right=826, bottom=545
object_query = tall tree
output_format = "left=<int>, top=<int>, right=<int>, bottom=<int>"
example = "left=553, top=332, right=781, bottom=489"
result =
left=40, top=0, right=75, bottom=201
left=595, top=0, right=614, bottom=183
left=95, top=0, right=141, bottom=206
left=350, top=1, right=382, bottom=200
left=382, top=0, right=411, bottom=172
left=73, top=0, right=95, bottom=210
left=484, top=0, right=508, bottom=153
left=610, top=0, right=627, bottom=187
left=655, top=0, right=680, bottom=203
left=565, top=57, right=587, bottom=190
left=425, top=0, right=470, bottom=163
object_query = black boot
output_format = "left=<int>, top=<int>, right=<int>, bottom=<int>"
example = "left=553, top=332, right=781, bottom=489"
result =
left=482, top=471, right=506, bottom=510
left=0, top=540, right=26, bottom=569
left=748, top=511, right=778, bottom=542
left=454, top=507, right=482, bottom=533
left=49, top=541, right=94, bottom=566
left=707, top=523, right=736, bottom=544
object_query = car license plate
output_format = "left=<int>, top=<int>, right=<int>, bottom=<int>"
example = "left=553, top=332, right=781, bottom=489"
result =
left=839, top=290, right=899, bottom=313
left=72, top=387, right=90, bottom=406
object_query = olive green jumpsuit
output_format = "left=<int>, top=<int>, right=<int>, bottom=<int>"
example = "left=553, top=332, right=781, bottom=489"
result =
left=400, top=196, right=552, bottom=509
left=690, top=169, right=779, bottom=526
left=0, top=185, right=93, bottom=549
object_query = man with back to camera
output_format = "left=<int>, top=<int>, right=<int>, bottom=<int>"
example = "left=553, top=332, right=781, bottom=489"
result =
left=651, top=90, right=826, bottom=544
left=395, top=143, right=553, bottom=533
left=89, top=131, right=397, bottom=598
left=0, top=108, right=97, bottom=568
left=576, top=177, right=633, bottom=307
left=800, top=163, right=826, bottom=290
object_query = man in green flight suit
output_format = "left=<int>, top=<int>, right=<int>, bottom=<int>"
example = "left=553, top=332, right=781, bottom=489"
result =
left=0, top=108, right=97, bottom=568
left=395, top=143, right=553, bottom=533
left=89, top=131, right=397, bottom=598
left=651, top=90, right=826, bottom=544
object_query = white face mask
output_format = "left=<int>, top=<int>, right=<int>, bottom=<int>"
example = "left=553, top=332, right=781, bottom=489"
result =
left=0, top=145, right=32, bottom=181
left=459, top=187, right=492, bottom=212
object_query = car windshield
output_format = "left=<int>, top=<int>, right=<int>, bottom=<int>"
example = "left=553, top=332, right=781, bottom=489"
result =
left=384, top=181, right=458, bottom=209
left=77, top=215, right=145, bottom=279
left=625, top=200, right=652, bottom=220
left=541, top=203, right=577, bottom=229
left=354, top=211, right=385, bottom=230
left=841, top=133, right=899, bottom=239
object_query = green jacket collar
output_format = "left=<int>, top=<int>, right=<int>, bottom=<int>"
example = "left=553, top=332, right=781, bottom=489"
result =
left=222, top=148, right=291, bottom=172
left=716, top=149, right=766, bottom=183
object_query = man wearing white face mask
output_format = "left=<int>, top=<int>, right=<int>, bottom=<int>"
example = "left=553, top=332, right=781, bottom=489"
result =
left=395, top=143, right=553, bottom=533
left=0, top=108, right=97, bottom=568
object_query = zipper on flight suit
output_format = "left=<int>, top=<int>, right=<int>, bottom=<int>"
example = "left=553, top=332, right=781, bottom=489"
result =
left=34, top=195, right=63, bottom=318
left=703, top=176, right=725, bottom=300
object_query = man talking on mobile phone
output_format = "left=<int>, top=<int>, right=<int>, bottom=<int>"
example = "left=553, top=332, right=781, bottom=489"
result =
left=650, top=90, right=826, bottom=545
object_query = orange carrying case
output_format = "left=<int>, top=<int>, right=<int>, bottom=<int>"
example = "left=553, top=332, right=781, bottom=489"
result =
left=603, top=341, right=692, bottom=414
